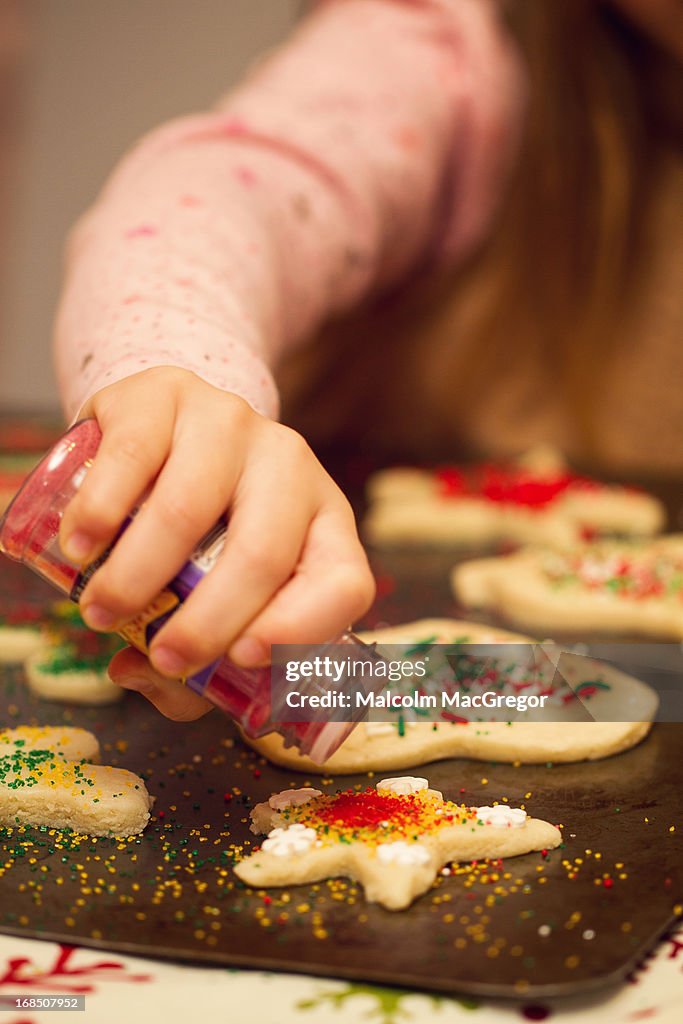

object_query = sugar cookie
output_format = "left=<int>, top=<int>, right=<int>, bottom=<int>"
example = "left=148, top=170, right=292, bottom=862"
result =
left=364, top=450, right=664, bottom=548
left=236, top=778, right=561, bottom=910
left=452, top=535, right=683, bottom=639
left=0, top=725, right=100, bottom=763
left=23, top=603, right=124, bottom=705
left=0, top=725, right=152, bottom=836
left=0, top=601, right=46, bottom=664
left=243, top=619, right=656, bottom=772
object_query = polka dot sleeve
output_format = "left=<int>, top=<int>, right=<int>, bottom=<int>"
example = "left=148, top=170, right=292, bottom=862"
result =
left=53, top=0, right=524, bottom=421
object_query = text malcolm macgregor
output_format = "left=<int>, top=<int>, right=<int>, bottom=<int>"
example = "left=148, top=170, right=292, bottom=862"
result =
left=284, top=689, right=549, bottom=710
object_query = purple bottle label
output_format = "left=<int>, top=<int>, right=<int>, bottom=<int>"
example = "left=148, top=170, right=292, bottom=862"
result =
left=70, top=516, right=228, bottom=692
left=173, top=520, right=226, bottom=598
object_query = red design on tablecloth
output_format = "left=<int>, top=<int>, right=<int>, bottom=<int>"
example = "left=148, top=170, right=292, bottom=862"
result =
left=0, top=944, right=151, bottom=1000
left=665, top=933, right=683, bottom=960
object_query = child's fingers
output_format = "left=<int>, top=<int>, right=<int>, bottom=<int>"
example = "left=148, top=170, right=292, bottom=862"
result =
left=147, top=438, right=316, bottom=678
left=228, top=501, right=375, bottom=665
left=59, top=402, right=174, bottom=567
left=107, top=647, right=213, bottom=721
left=78, top=414, right=243, bottom=630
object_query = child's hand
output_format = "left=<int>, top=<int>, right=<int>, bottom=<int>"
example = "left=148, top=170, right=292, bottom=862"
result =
left=59, top=367, right=375, bottom=718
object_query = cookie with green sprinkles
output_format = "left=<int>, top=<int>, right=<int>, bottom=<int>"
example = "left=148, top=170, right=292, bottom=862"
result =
left=23, top=602, right=125, bottom=705
left=0, top=725, right=100, bottom=763
left=237, top=776, right=561, bottom=910
left=0, top=724, right=152, bottom=837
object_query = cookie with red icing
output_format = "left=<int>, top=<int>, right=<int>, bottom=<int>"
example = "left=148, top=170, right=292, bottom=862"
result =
left=237, top=776, right=561, bottom=910
left=364, top=448, right=664, bottom=548
left=453, top=534, right=683, bottom=638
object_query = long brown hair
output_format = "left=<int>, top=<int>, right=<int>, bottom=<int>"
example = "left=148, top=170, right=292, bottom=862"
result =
left=280, top=0, right=661, bottom=465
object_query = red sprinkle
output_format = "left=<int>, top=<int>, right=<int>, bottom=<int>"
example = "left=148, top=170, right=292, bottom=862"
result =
left=295, top=788, right=470, bottom=841
left=310, top=790, right=418, bottom=831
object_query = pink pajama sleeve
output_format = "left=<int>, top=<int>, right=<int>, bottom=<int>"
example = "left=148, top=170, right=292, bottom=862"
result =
left=53, top=0, right=524, bottom=421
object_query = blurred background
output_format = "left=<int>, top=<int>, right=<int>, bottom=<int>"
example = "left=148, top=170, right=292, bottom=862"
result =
left=0, top=0, right=298, bottom=414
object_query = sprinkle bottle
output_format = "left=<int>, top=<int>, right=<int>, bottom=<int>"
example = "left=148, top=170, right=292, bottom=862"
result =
left=0, top=419, right=380, bottom=763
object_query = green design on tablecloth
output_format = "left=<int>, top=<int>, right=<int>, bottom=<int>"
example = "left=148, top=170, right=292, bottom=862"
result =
left=297, top=981, right=479, bottom=1022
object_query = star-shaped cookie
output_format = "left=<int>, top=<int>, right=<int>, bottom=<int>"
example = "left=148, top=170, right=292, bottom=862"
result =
left=236, top=776, right=561, bottom=910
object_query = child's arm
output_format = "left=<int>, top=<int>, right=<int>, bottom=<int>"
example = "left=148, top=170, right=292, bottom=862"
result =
left=56, top=0, right=523, bottom=419
left=55, top=0, right=523, bottom=716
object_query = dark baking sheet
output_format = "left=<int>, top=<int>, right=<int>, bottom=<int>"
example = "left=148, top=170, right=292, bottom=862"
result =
left=1, top=546, right=682, bottom=1000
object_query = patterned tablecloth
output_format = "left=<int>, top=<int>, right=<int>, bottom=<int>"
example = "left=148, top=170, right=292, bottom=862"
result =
left=0, top=926, right=682, bottom=1023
